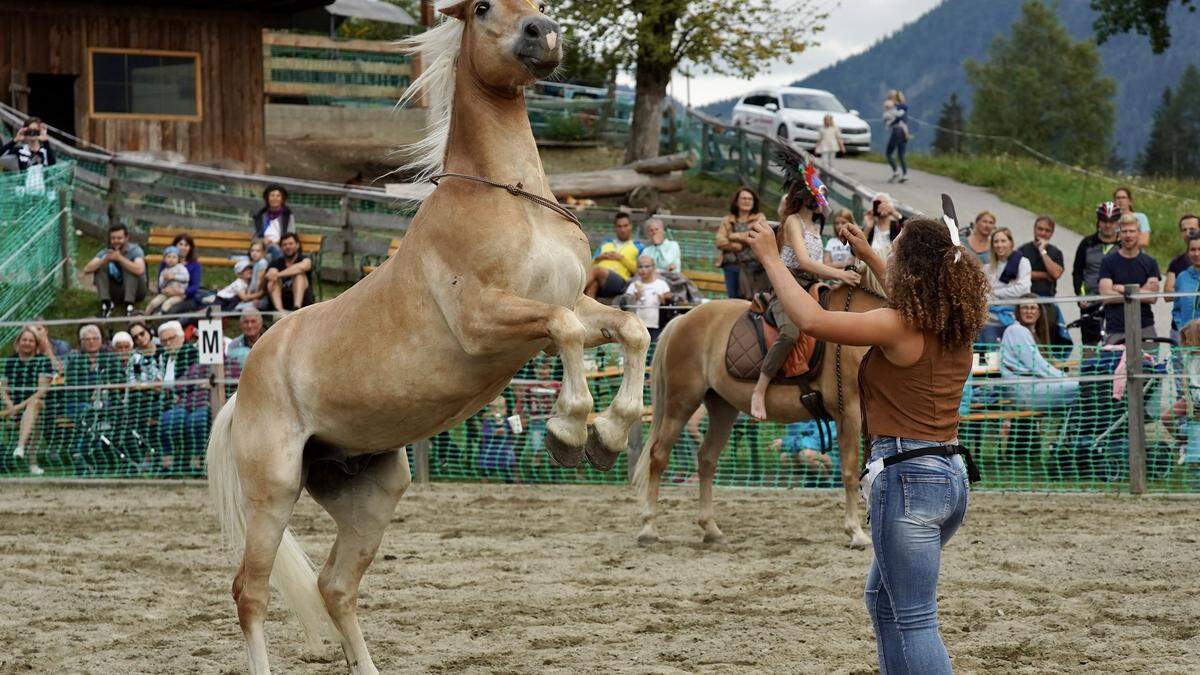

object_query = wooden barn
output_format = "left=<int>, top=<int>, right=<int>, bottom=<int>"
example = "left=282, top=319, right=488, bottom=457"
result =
left=1, top=0, right=332, bottom=172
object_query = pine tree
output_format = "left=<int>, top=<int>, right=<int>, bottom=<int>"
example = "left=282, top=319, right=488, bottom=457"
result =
left=965, top=0, right=1116, bottom=166
left=1141, top=64, right=1200, bottom=177
left=931, top=93, right=967, bottom=155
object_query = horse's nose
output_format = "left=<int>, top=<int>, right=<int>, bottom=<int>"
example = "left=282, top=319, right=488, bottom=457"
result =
left=520, top=16, right=560, bottom=52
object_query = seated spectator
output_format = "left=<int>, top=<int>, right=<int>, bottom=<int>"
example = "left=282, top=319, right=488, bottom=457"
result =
left=1000, top=296, right=1079, bottom=410
left=228, top=307, right=266, bottom=354
left=162, top=233, right=205, bottom=315
left=770, top=420, right=837, bottom=487
left=251, top=185, right=293, bottom=262
left=641, top=218, right=681, bottom=273
left=716, top=187, right=768, bottom=299
left=63, top=324, right=113, bottom=423
left=82, top=224, right=148, bottom=317
left=266, top=232, right=315, bottom=312
left=512, top=356, right=559, bottom=481
left=1171, top=233, right=1200, bottom=335
left=622, top=255, right=673, bottom=341
left=963, top=211, right=997, bottom=264
left=823, top=209, right=857, bottom=271
left=1099, top=215, right=1160, bottom=345
left=155, top=321, right=207, bottom=474
left=29, top=319, right=70, bottom=365
left=585, top=212, right=642, bottom=299
left=244, top=239, right=271, bottom=303
left=129, top=320, right=159, bottom=361
left=146, top=246, right=190, bottom=314
left=477, top=396, right=517, bottom=483
left=1, top=326, right=58, bottom=475
left=214, top=259, right=261, bottom=312
left=980, top=227, right=1031, bottom=345
left=1113, top=186, right=1150, bottom=248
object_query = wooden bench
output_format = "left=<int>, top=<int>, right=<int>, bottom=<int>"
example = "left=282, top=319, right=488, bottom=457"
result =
left=961, top=410, right=1044, bottom=422
left=148, top=227, right=325, bottom=295
left=684, top=269, right=726, bottom=295
left=361, top=238, right=402, bottom=276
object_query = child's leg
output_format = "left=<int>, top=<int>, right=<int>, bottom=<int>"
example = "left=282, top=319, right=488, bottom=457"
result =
left=146, top=294, right=166, bottom=313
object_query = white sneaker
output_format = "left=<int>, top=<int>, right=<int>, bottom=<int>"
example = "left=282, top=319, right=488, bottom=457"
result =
left=13, top=446, right=24, bottom=459
left=29, top=466, right=44, bottom=476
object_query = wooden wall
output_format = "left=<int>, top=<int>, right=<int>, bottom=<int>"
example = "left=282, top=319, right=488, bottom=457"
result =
left=0, top=4, right=267, bottom=172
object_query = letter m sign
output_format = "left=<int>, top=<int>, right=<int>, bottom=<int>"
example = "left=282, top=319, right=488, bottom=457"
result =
left=197, top=319, right=225, bottom=365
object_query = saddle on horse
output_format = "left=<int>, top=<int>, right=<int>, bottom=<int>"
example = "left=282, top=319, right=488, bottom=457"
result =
left=725, top=286, right=829, bottom=383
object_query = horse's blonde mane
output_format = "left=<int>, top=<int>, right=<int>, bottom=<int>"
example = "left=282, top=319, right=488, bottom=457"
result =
left=396, top=19, right=464, bottom=180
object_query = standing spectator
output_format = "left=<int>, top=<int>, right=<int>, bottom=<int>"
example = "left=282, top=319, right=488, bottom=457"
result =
left=1099, top=214, right=1161, bottom=345
left=964, top=211, right=997, bottom=265
left=228, top=307, right=265, bottom=353
left=1, top=326, right=56, bottom=475
left=251, top=184, right=293, bottom=262
left=1072, top=202, right=1123, bottom=345
left=82, top=224, right=148, bottom=318
left=1171, top=233, right=1200, bottom=339
left=771, top=419, right=837, bottom=487
left=980, top=228, right=1032, bottom=344
left=585, top=212, right=642, bottom=299
left=716, top=188, right=768, bottom=299
left=1162, top=216, right=1200, bottom=339
left=155, top=321, right=206, bottom=473
left=640, top=218, right=681, bottom=273
left=814, top=114, right=844, bottom=170
left=883, top=91, right=909, bottom=183
left=162, top=233, right=205, bottom=315
left=213, top=259, right=260, bottom=312
left=1018, top=216, right=1064, bottom=297
left=513, top=356, right=559, bottom=481
left=1113, top=186, right=1151, bottom=248
left=824, top=209, right=857, bottom=271
left=145, top=246, right=190, bottom=314
left=863, top=193, right=902, bottom=260
left=266, top=232, right=315, bottom=312
left=477, top=396, right=517, bottom=483
left=1000, top=296, right=1079, bottom=408
left=622, top=255, right=673, bottom=341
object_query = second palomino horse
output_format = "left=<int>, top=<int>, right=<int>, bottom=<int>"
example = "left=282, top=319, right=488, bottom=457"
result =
left=206, top=2, right=650, bottom=673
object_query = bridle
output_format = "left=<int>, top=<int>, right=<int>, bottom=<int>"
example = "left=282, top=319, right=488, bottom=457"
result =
left=429, top=172, right=582, bottom=230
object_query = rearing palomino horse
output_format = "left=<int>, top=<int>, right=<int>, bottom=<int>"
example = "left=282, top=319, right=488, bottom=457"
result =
left=206, top=2, right=649, bottom=673
left=632, top=272, right=884, bottom=550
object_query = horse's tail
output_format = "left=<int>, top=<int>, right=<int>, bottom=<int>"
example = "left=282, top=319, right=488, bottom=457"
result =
left=632, top=314, right=680, bottom=496
left=206, top=394, right=338, bottom=648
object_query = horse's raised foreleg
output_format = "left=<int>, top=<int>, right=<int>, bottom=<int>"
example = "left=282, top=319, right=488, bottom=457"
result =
left=306, top=449, right=412, bottom=675
left=440, top=288, right=593, bottom=466
left=573, top=295, right=651, bottom=470
left=696, top=395, right=739, bottom=544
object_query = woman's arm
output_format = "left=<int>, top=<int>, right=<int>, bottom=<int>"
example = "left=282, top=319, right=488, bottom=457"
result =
left=185, top=262, right=202, bottom=299
left=991, top=258, right=1032, bottom=299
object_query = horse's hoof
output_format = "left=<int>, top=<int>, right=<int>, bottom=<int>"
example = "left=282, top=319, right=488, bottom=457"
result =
left=544, top=431, right=584, bottom=468
left=583, top=425, right=622, bottom=472
left=848, top=533, right=872, bottom=550
left=701, top=530, right=726, bottom=545
left=636, top=533, right=658, bottom=548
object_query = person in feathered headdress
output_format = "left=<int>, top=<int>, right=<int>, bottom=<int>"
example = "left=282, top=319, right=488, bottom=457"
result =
left=748, top=148, right=862, bottom=421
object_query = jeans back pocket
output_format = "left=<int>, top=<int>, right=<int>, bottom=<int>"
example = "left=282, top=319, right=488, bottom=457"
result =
left=900, top=473, right=952, bottom=526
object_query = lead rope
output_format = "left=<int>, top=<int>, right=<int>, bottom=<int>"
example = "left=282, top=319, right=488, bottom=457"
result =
left=429, top=172, right=583, bottom=230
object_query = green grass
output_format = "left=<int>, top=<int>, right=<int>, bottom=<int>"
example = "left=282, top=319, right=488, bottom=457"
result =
left=900, top=153, right=1200, bottom=265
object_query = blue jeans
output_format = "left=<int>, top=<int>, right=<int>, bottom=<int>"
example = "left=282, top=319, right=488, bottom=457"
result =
left=723, top=265, right=741, bottom=299
left=865, top=436, right=969, bottom=675
left=160, top=406, right=210, bottom=461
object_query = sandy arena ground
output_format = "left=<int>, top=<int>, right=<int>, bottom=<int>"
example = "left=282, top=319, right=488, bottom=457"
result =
left=1, top=481, right=1197, bottom=673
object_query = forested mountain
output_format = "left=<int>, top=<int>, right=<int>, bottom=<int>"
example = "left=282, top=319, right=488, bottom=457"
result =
left=699, top=0, right=1200, bottom=164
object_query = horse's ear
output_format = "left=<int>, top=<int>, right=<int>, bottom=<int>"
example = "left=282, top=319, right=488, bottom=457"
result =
left=436, top=0, right=469, bottom=20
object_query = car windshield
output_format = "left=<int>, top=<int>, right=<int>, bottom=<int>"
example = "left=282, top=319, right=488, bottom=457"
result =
left=782, top=93, right=846, bottom=113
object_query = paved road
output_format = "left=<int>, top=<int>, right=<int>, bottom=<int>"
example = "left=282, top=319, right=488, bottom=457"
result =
left=834, top=158, right=1173, bottom=337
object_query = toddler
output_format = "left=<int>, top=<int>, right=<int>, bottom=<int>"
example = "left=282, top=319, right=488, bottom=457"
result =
left=622, top=254, right=672, bottom=340
left=146, top=246, right=190, bottom=314
left=215, top=259, right=259, bottom=311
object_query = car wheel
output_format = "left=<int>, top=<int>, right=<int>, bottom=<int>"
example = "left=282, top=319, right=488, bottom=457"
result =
left=776, top=124, right=788, bottom=140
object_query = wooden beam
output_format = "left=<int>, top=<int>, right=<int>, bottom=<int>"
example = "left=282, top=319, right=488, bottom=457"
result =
left=264, top=81, right=407, bottom=99
left=262, top=31, right=409, bottom=55
left=265, top=56, right=411, bottom=77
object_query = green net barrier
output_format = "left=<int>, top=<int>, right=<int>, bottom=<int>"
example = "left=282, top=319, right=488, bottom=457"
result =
left=0, top=161, right=74, bottom=345
left=1, top=324, right=1197, bottom=493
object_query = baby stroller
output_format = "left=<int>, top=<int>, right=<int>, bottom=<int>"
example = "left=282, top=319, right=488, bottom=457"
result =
left=1049, top=338, right=1173, bottom=484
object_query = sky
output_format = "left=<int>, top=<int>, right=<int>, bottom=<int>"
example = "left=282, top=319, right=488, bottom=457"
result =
left=617, top=0, right=943, bottom=107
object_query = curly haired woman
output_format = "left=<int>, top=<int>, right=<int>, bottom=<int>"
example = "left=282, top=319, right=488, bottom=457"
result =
left=747, top=213, right=988, bottom=675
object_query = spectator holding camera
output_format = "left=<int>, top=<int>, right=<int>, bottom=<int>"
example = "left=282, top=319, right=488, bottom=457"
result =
left=82, top=224, right=148, bottom=318
left=0, top=117, right=56, bottom=172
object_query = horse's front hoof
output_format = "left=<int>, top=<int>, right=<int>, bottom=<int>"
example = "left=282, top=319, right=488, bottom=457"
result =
left=848, top=531, right=872, bottom=550
left=544, top=432, right=585, bottom=468
left=636, top=532, right=658, bottom=548
left=583, top=425, right=622, bottom=472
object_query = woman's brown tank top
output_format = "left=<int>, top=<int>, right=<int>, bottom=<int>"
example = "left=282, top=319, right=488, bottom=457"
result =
left=857, top=332, right=972, bottom=442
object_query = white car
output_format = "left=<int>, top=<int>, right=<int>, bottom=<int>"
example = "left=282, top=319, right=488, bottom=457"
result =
left=731, top=86, right=871, bottom=154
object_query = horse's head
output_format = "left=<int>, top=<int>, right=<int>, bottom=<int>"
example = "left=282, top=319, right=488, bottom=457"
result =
left=440, top=0, right=563, bottom=87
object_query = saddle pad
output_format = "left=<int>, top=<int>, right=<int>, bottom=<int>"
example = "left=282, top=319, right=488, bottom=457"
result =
left=725, top=311, right=768, bottom=381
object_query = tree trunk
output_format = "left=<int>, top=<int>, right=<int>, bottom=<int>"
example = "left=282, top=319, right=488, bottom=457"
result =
left=625, top=63, right=672, bottom=163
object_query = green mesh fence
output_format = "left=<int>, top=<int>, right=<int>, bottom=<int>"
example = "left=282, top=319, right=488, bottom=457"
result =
left=0, top=162, right=74, bottom=344
left=2, top=315, right=1198, bottom=493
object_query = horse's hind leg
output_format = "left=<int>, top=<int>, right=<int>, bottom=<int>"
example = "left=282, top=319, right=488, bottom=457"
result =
left=574, top=296, right=651, bottom=470
left=637, top=403, right=696, bottom=547
left=306, top=449, right=412, bottom=675
left=696, top=395, right=739, bottom=544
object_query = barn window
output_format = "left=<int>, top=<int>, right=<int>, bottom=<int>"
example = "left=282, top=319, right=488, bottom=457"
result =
left=89, top=49, right=201, bottom=120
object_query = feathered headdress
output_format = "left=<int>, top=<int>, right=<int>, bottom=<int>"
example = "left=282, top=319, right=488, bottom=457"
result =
left=773, top=144, right=828, bottom=212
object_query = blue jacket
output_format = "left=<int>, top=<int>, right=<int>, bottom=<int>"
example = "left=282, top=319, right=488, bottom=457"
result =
left=1173, top=266, right=1200, bottom=329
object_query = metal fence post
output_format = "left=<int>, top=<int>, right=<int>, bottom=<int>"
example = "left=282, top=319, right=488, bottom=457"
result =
left=412, top=438, right=431, bottom=484
left=1123, top=284, right=1146, bottom=494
